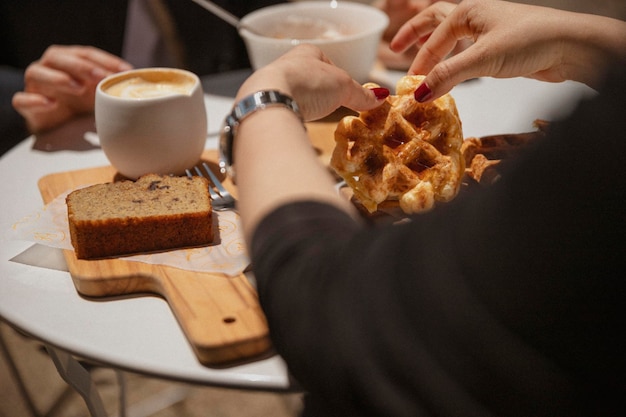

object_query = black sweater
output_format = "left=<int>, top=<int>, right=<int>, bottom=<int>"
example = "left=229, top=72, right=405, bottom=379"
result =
left=252, top=68, right=626, bottom=417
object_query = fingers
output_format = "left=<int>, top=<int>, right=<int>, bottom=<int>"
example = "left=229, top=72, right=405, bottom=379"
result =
left=23, top=63, right=85, bottom=97
left=412, top=48, right=491, bottom=102
left=410, top=29, right=487, bottom=101
left=296, top=74, right=388, bottom=122
left=303, top=47, right=390, bottom=114
left=407, top=1, right=497, bottom=102
left=299, top=58, right=389, bottom=119
left=73, top=45, right=133, bottom=74
left=378, top=41, right=418, bottom=71
left=24, top=45, right=132, bottom=98
left=12, top=91, right=63, bottom=133
left=237, top=45, right=389, bottom=122
left=39, top=45, right=132, bottom=84
left=389, top=1, right=456, bottom=54
left=389, top=1, right=486, bottom=102
left=249, top=45, right=389, bottom=120
left=12, top=91, right=56, bottom=117
left=343, top=81, right=390, bottom=114
left=14, top=45, right=132, bottom=133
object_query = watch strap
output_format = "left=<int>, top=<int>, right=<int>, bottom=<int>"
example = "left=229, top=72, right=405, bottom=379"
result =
left=219, top=90, right=303, bottom=176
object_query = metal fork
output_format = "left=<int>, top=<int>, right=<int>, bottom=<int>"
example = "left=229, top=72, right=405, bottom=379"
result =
left=186, top=162, right=236, bottom=210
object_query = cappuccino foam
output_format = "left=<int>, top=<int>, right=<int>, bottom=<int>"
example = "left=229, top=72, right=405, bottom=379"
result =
left=104, top=74, right=195, bottom=99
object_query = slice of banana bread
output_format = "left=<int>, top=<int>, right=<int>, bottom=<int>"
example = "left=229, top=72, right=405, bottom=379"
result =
left=66, top=174, right=213, bottom=259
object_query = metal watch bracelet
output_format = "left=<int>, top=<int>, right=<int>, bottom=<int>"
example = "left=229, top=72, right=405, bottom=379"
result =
left=219, top=90, right=303, bottom=177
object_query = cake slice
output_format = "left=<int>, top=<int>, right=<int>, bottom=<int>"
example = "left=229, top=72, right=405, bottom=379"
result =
left=66, top=174, right=213, bottom=259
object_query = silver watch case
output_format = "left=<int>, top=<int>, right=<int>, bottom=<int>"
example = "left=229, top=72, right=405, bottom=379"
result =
left=219, top=90, right=301, bottom=177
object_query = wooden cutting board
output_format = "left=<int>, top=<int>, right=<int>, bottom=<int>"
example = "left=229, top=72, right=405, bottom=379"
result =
left=37, top=150, right=271, bottom=366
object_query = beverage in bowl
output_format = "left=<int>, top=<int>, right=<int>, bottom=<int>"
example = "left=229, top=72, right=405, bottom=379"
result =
left=103, top=71, right=196, bottom=99
left=239, top=1, right=389, bottom=83
left=96, top=68, right=207, bottom=179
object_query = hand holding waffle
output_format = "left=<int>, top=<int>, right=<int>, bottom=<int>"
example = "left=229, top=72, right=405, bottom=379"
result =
left=390, top=0, right=626, bottom=102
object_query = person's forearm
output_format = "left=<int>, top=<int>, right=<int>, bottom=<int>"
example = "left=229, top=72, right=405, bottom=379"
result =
left=560, top=11, right=626, bottom=88
left=234, top=105, right=359, bottom=243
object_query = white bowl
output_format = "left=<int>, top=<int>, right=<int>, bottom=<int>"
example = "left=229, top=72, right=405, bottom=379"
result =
left=239, top=1, right=389, bottom=82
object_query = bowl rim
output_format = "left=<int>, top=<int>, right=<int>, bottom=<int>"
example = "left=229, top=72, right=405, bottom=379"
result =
left=239, top=1, right=389, bottom=44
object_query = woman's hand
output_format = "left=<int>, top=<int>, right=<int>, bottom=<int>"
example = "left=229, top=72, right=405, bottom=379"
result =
left=390, top=0, right=626, bottom=102
left=12, top=45, right=132, bottom=133
left=237, top=44, right=388, bottom=121
left=374, top=0, right=444, bottom=70
left=233, top=45, right=389, bottom=240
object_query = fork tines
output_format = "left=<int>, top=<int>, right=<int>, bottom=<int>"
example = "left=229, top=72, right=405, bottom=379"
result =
left=185, top=162, right=236, bottom=210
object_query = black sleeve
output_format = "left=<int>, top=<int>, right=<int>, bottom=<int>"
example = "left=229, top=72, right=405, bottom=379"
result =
left=0, top=1, right=127, bottom=69
left=251, top=69, right=626, bottom=417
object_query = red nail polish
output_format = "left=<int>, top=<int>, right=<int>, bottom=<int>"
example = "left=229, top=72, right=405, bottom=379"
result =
left=370, top=87, right=390, bottom=100
left=414, top=82, right=433, bottom=103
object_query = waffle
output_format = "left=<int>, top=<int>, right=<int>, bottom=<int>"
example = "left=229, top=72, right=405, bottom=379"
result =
left=462, top=120, right=549, bottom=186
left=330, top=75, right=465, bottom=214
left=340, top=122, right=549, bottom=222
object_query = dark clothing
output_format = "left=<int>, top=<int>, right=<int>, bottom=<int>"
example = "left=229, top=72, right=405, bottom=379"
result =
left=251, top=68, right=626, bottom=416
left=0, top=1, right=128, bottom=70
left=0, top=66, right=27, bottom=156
left=164, top=0, right=284, bottom=75
left=0, top=0, right=283, bottom=73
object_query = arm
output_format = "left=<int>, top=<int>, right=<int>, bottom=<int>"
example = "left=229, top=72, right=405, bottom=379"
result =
left=248, top=70, right=626, bottom=416
left=232, top=45, right=625, bottom=416
left=390, top=0, right=626, bottom=101
left=12, top=45, right=132, bottom=133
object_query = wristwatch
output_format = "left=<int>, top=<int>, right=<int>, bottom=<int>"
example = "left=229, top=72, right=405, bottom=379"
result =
left=219, top=90, right=303, bottom=178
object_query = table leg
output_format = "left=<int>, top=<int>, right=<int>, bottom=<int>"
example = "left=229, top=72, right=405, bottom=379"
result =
left=44, top=344, right=109, bottom=417
left=44, top=344, right=190, bottom=417
left=116, top=370, right=128, bottom=417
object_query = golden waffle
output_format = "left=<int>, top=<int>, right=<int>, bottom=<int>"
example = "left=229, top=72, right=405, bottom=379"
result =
left=462, top=120, right=549, bottom=186
left=330, top=75, right=465, bottom=214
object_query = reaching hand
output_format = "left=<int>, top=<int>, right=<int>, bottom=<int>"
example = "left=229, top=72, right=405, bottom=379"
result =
left=12, top=45, right=132, bottom=133
left=237, top=44, right=389, bottom=121
left=375, top=0, right=449, bottom=70
left=390, top=0, right=626, bottom=102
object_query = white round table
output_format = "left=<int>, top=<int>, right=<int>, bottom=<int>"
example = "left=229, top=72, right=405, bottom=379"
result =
left=0, top=70, right=594, bottom=415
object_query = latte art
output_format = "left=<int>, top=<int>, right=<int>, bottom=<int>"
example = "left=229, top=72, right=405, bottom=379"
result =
left=105, top=76, right=195, bottom=99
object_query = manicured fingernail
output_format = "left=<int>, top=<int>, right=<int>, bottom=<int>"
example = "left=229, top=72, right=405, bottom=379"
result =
left=370, top=87, right=390, bottom=100
left=414, top=82, right=433, bottom=103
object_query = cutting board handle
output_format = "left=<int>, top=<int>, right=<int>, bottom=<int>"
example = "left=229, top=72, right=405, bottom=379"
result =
left=153, top=266, right=271, bottom=365
left=67, top=258, right=271, bottom=366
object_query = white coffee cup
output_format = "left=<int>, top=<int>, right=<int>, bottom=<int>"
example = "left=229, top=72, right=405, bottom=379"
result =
left=95, top=68, right=207, bottom=179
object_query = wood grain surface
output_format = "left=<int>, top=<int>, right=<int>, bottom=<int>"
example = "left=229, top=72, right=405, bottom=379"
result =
left=37, top=150, right=270, bottom=366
